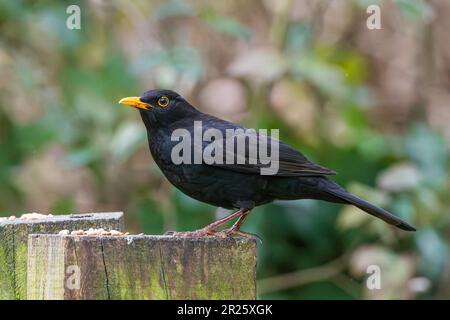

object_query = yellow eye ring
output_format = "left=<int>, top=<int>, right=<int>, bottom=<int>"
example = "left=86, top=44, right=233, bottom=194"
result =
left=158, top=96, right=169, bottom=107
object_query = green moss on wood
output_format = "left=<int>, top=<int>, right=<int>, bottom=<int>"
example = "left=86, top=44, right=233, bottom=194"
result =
left=0, top=212, right=124, bottom=300
left=27, top=235, right=257, bottom=300
left=0, top=224, right=15, bottom=299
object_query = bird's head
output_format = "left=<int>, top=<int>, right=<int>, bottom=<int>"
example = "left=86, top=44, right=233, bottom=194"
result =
left=119, top=89, right=197, bottom=129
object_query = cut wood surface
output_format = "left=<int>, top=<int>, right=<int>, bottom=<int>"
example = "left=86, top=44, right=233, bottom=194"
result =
left=27, top=235, right=257, bottom=300
left=0, top=212, right=124, bottom=300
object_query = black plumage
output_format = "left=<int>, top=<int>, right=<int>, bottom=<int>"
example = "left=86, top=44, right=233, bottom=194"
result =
left=119, top=89, right=416, bottom=237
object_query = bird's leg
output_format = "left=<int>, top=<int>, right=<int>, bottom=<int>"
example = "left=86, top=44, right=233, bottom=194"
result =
left=165, top=209, right=249, bottom=238
left=228, top=211, right=251, bottom=232
left=222, top=210, right=261, bottom=240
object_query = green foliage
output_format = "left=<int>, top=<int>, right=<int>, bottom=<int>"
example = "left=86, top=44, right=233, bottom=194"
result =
left=394, top=0, right=433, bottom=19
left=0, top=0, right=449, bottom=300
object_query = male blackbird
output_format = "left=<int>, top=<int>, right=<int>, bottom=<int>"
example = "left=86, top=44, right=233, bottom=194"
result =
left=119, top=89, right=416, bottom=237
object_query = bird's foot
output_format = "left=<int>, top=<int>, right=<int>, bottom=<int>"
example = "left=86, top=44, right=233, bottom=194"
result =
left=164, top=227, right=227, bottom=238
left=221, top=228, right=262, bottom=242
left=164, top=227, right=261, bottom=241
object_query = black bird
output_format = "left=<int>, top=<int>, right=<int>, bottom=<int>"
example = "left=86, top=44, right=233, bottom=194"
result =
left=119, top=89, right=416, bottom=237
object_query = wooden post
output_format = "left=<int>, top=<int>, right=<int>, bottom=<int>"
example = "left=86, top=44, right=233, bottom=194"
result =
left=0, top=212, right=123, bottom=300
left=27, top=235, right=257, bottom=300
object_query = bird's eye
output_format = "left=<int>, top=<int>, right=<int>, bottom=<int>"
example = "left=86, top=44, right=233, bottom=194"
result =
left=158, top=96, right=169, bottom=108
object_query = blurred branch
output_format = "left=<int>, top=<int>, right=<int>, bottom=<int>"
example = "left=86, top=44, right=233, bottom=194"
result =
left=257, top=253, right=348, bottom=295
left=330, top=274, right=361, bottom=299
left=268, top=0, right=293, bottom=48
left=310, top=0, right=333, bottom=37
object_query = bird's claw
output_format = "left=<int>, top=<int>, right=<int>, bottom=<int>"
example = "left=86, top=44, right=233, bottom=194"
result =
left=164, top=228, right=227, bottom=238
left=164, top=228, right=261, bottom=242
left=223, top=229, right=263, bottom=243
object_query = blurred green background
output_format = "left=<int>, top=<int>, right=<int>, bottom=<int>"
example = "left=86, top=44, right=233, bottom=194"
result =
left=1, top=0, right=450, bottom=299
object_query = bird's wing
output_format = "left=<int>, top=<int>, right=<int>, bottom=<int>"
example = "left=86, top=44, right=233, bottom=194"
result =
left=196, top=118, right=336, bottom=177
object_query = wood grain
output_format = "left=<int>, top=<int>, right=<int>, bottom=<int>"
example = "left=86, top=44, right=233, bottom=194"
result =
left=27, top=235, right=257, bottom=300
left=0, top=212, right=124, bottom=299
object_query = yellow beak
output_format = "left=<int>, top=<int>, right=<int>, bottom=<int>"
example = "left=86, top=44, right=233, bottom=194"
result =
left=118, top=96, right=152, bottom=110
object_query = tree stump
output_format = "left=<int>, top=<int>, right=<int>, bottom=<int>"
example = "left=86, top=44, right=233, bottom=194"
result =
left=0, top=212, right=123, bottom=300
left=27, top=235, right=257, bottom=300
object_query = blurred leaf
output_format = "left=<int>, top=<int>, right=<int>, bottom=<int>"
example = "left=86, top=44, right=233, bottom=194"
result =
left=377, top=162, right=422, bottom=192
left=51, top=197, right=76, bottom=214
left=292, top=55, right=347, bottom=99
left=172, top=189, right=214, bottom=230
left=416, top=228, right=448, bottom=279
left=350, top=245, right=415, bottom=299
left=0, top=0, right=25, bottom=20
left=156, top=0, right=194, bottom=19
left=389, top=194, right=415, bottom=223
left=354, top=129, right=387, bottom=161
left=200, top=10, right=251, bottom=40
left=355, top=0, right=384, bottom=9
left=394, top=0, right=433, bottom=20
left=415, top=187, right=442, bottom=222
left=63, top=147, right=99, bottom=168
left=111, top=122, right=146, bottom=161
left=337, top=205, right=371, bottom=230
left=36, top=7, right=84, bottom=49
left=15, top=121, right=55, bottom=155
left=320, top=46, right=368, bottom=86
left=137, top=47, right=204, bottom=85
left=347, top=182, right=390, bottom=206
left=228, top=47, right=286, bottom=84
left=136, top=198, right=165, bottom=234
left=287, top=282, right=353, bottom=300
left=285, top=23, right=311, bottom=54
left=405, top=124, right=448, bottom=185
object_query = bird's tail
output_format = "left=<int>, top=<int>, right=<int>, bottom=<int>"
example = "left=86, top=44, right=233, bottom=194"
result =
left=323, top=181, right=416, bottom=231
